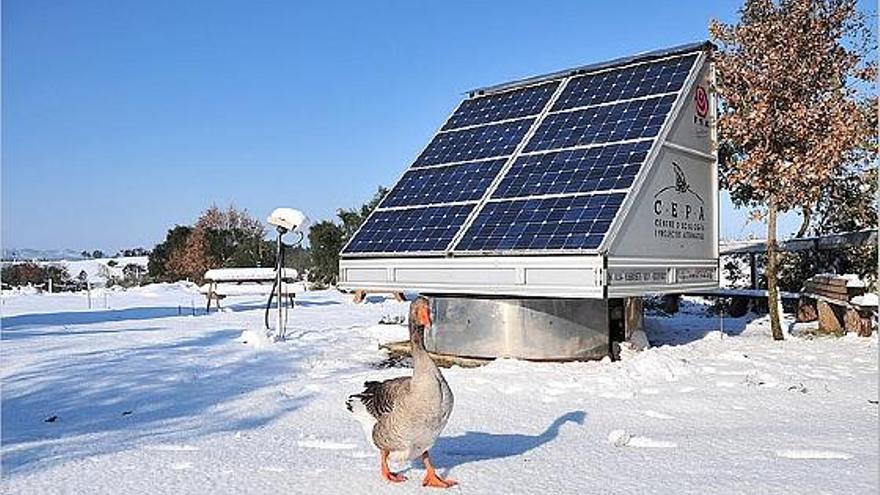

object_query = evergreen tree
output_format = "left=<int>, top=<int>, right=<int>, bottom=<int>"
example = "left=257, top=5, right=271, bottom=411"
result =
left=308, top=221, right=345, bottom=286
left=148, top=225, right=193, bottom=281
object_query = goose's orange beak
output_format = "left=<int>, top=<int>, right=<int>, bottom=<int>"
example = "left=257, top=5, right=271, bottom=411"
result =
left=418, top=305, right=432, bottom=330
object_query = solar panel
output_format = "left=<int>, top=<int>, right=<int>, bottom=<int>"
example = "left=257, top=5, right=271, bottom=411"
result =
left=455, top=193, right=626, bottom=252
left=342, top=46, right=704, bottom=256
left=381, top=158, right=507, bottom=207
left=441, top=81, right=560, bottom=131
left=492, top=140, right=653, bottom=199
left=551, top=54, right=697, bottom=112
left=413, top=117, right=535, bottom=168
left=523, top=94, right=676, bottom=153
left=342, top=204, right=474, bottom=254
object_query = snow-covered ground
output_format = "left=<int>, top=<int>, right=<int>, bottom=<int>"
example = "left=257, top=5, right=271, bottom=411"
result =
left=1, top=286, right=877, bottom=494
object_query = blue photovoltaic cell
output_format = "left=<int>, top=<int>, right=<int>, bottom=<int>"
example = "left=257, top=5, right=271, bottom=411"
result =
left=342, top=204, right=474, bottom=254
left=552, top=54, right=697, bottom=112
left=492, top=140, right=653, bottom=199
left=413, top=118, right=534, bottom=167
left=381, top=159, right=507, bottom=207
left=441, top=81, right=560, bottom=131
left=523, top=94, right=676, bottom=153
left=455, top=193, right=625, bottom=252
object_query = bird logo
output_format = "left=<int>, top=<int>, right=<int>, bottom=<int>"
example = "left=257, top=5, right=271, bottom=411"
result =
left=654, top=161, right=704, bottom=204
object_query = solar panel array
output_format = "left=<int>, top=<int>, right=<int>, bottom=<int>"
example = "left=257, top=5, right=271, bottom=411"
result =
left=342, top=50, right=701, bottom=255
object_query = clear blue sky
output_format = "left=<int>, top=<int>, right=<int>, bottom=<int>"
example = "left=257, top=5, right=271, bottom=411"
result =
left=3, top=0, right=872, bottom=252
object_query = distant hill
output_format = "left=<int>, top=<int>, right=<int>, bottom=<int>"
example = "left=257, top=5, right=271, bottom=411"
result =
left=2, top=248, right=89, bottom=261
left=1, top=255, right=149, bottom=285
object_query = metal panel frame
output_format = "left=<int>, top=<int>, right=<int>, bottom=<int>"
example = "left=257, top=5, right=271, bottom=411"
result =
left=340, top=255, right=604, bottom=298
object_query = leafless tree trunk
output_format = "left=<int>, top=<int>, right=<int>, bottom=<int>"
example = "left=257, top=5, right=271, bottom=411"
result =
left=766, top=198, right=784, bottom=340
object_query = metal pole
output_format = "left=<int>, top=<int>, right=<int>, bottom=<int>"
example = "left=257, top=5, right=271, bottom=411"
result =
left=276, top=231, right=284, bottom=340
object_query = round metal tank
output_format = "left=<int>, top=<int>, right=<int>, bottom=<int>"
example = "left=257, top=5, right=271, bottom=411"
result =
left=424, top=296, right=610, bottom=360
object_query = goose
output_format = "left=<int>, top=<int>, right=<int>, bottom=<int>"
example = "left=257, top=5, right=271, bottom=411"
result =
left=346, top=296, right=456, bottom=488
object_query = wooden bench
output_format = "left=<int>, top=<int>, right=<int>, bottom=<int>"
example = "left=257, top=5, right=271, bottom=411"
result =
left=796, top=274, right=876, bottom=336
left=200, top=268, right=306, bottom=312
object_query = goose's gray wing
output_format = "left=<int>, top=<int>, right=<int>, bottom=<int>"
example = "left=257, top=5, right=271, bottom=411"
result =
left=347, top=376, right=411, bottom=420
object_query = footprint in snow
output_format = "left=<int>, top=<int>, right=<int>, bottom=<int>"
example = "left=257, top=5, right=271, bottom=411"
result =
left=171, top=462, right=193, bottom=471
left=678, top=386, right=696, bottom=393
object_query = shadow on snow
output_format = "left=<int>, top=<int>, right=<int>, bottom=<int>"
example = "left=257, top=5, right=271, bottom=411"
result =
left=1, top=328, right=312, bottom=475
left=645, top=301, right=761, bottom=347
left=432, top=411, right=586, bottom=471
left=1, top=307, right=204, bottom=334
left=221, top=298, right=341, bottom=313
left=1, top=297, right=341, bottom=338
